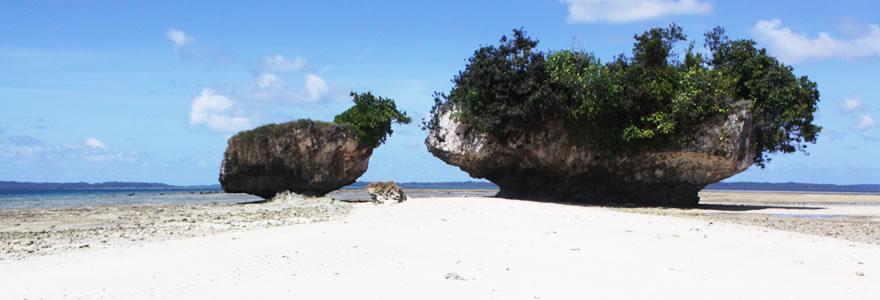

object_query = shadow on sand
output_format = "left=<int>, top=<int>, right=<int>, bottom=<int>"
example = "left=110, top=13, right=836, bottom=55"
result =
left=487, top=195, right=827, bottom=212
left=693, top=203, right=825, bottom=212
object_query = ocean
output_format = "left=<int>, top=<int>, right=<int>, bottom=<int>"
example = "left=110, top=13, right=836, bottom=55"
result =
left=0, top=189, right=260, bottom=210
left=0, top=186, right=500, bottom=210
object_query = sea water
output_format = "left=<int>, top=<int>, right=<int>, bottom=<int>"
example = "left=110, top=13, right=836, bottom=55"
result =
left=0, top=187, right=499, bottom=209
left=0, top=189, right=261, bottom=209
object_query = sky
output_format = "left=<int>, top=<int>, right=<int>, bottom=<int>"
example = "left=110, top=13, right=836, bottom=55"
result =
left=1, top=0, right=879, bottom=185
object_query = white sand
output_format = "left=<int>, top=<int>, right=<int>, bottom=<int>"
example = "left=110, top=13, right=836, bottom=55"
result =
left=2, top=197, right=878, bottom=299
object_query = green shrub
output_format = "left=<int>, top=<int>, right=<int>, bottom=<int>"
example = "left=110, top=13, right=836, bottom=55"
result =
left=704, top=27, right=821, bottom=166
left=232, top=93, right=408, bottom=149
left=425, top=25, right=820, bottom=167
left=234, top=119, right=334, bottom=143
left=335, top=92, right=411, bottom=149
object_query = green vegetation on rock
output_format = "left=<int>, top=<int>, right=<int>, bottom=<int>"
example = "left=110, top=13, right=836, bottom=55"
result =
left=334, top=92, right=412, bottom=149
left=425, top=25, right=820, bottom=167
left=234, top=119, right=335, bottom=144
left=232, top=92, right=409, bottom=150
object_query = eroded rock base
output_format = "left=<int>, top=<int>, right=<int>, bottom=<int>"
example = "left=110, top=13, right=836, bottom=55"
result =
left=424, top=102, right=756, bottom=208
left=492, top=175, right=701, bottom=206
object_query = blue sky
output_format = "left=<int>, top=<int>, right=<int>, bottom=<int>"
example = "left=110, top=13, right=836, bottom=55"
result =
left=1, top=0, right=879, bottom=185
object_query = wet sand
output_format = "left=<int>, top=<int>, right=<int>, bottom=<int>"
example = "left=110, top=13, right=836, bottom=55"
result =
left=616, top=191, right=880, bottom=245
left=0, top=196, right=351, bottom=260
left=0, top=189, right=495, bottom=261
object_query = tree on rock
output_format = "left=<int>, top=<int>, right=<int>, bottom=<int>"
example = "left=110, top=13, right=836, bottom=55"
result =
left=424, top=25, right=821, bottom=206
left=335, top=92, right=412, bottom=149
left=426, top=24, right=820, bottom=167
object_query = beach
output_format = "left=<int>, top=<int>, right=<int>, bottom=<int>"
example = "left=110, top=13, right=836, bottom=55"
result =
left=1, top=191, right=879, bottom=298
left=0, top=189, right=497, bottom=260
left=5, top=1, right=879, bottom=298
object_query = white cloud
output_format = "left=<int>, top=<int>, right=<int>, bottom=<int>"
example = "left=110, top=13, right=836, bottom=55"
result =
left=165, top=28, right=233, bottom=63
left=562, top=0, right=712, bottom=23
left=189, top=89, right=252, bottom=133
left=0, top=135, right=140, bottom=164
left=855, top=115, right=876, bottom=131
left=263, top=54, right=306, bottom=72
left=0, top=135, right=49, bottom=158
left=841, top=98, right=875, bottom=132
left=166, top=28, right=192, bottom=47
left=247, top=72, right=333, bottom=103
left=752, top=19, right=880, bottom=63
left=180, top=54, right=336, bottom=129
left=250, top=72, right=296, bottom=101
left=842, top=98, right=864, bottom=113
left=84, top=137, right=107, bottom=150
left=82, top=151, right=138, bottom=163
left=305, top=74, right=329, bottom=102
left=257, top=73, right=280, bottom=89
left=190, top=89, right=232, bottom=123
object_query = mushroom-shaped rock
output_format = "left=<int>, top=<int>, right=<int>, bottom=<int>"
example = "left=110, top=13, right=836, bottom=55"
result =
left=424, top=26, right=821, bottom=206
left=220, top=120, right=373, bottom=199
left=425, top=101, right=756, bottom=206
left=366, top=181, right=408, bottom=204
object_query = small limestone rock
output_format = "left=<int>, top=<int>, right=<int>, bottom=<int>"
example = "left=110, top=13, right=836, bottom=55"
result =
left=220, top=120, right=373, bottom=199
left=444, top=272, right=469, bottom=281
left=366, top=182, right=407, bottom=205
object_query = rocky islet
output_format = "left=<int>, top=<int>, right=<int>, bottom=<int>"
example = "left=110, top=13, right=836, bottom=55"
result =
left=220, top=120, right=373, bottom=199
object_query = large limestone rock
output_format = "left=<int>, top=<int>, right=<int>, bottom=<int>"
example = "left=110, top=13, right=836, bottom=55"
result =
left=425, top=101, right=756, bottom=206
left=220, top=120, right=373, bottom=199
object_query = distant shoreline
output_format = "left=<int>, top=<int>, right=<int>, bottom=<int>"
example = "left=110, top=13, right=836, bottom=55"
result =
left=0, top=181, right=216, bottom=191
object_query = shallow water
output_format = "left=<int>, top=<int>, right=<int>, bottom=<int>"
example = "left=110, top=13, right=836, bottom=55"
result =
left=0, top=188, right=499, bottom=210
left=0, top=189, right=261, bottom=209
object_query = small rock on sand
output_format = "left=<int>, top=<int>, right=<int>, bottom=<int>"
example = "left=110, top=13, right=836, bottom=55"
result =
left=366, top=182, right=407, bottom=205
left=445, top=272, right=469, bottom=281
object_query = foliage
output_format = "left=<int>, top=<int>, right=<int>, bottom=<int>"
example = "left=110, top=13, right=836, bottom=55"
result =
left=235, top=119, right=334, bottom=143
left=335, top=92, right=411, bottom=148
left=426, top=25, right=820, bottom=166
left=235, top=93, right=408, bottom=150
left=425, top=29, right=556, bottom=142
left=704, top=27, right=821, bottom=166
